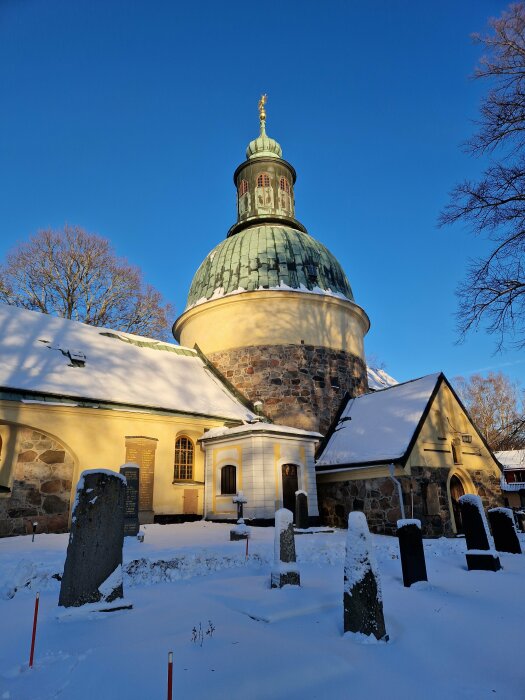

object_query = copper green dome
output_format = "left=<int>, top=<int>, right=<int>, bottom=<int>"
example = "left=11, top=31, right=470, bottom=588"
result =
left=186, top=225, right=353, bottom=309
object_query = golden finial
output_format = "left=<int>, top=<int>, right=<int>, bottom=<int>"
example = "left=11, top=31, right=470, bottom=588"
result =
left=258, top=94, right=267, bottom=131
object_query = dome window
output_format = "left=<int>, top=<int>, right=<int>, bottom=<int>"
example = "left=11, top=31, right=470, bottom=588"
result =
left=257, top=173, right=270, bottom=187
left=239, top=179, right=249, bottom=196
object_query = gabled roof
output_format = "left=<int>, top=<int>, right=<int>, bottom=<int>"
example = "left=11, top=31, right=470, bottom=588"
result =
left=495, top=450, right=525, bottom=470
left=0, top=303, right=255, bottom=422
left=316, top=373, right=442, bottom=470
left=366, top=367, right=398, bottom=391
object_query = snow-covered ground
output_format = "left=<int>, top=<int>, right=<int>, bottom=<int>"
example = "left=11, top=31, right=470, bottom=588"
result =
left=0, top=522, right=523, bottom=699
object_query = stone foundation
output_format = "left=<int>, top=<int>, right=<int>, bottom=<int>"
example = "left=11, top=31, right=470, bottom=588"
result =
left=206, top=344, right=368, bottom=434
left=0, top=428, right=74, bottom=537
left=318, top=467, right=504, bottom=538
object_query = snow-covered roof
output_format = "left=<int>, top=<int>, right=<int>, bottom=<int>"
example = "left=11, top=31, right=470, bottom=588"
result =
left=0, top=304, right=255, bottom=421
left=495, top=450, right=525, bottom=470
left=366, top=367, right=398, bottom=391
left=200, top=422, right=322, bottom=441
left=316, top=373, right=441, bottom=468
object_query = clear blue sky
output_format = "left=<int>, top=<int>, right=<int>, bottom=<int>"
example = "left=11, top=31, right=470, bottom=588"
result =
left=1, top=0, right=523, bottom=387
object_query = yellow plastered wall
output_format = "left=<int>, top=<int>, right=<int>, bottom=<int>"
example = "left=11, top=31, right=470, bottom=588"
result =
left=405, top=382, right=500, bottom=477
left=0, top=400, right=230, bottom=517
left=174, top=290, right=369, bottom=357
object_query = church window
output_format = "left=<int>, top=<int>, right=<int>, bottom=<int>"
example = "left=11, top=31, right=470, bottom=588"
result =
left=220, top=465, right=237, bottom=495
left=279, top=177, right=290, bottom=193
left=174, top=436, right=194, bottom=480
left=451, top=439, right=462, bottom=465
left=239, top=179, right=249, bottom=196
left=257, top=173, right=270, bottom=187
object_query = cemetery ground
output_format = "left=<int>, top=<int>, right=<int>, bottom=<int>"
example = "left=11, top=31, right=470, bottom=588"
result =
left=0, top=522, right=523, bottom=700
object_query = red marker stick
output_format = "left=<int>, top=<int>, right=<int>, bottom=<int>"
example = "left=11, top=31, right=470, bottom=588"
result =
left=167, top=651, right=173, bottom=700
left=29, top=592, right=40, bottom=668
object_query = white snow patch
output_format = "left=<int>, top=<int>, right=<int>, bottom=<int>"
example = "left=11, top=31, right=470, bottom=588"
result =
left=98, top=565, right=123, bottom=599
left=397, top=519, right=421, bottom=529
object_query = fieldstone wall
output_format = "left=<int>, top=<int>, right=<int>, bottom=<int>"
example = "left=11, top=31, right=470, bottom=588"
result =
left=0, top=428, right=74, bottom=537
left=318, top=467, right=504, bottom=538
left=206, top=344, right=368, bottom=434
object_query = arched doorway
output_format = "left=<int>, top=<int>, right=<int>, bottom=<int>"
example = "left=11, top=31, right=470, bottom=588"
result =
left=282, top=464, right=299, bottom=521
left=450, top=474, right=465, bottom=534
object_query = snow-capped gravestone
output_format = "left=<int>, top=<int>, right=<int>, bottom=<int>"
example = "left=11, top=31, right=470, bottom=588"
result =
left=295, top=491, right=309, bottom=530
left=271, top=508, right=300, bottom=588
left=458, top=494, right=501, bottom=572
left=488, top=507, right=522, bottom=555
left=397, top=519, right=428, bottom=587
left=344, top=512, right=388, bottom=641
left=230, top=491, right=250, bottom=541
left=59, top=470, right=128, bottom=608
left=120, top=463, right=140, bottom=536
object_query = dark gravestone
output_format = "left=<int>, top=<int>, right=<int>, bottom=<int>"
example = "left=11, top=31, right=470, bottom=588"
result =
left=397, top=519, right=428, bottom=587
left=488, top=507, right=522, bottom=554
left=120, top=463, right=140, bottom=536
left=459, top=494, right=501, bottom=572
left=59, top=470, right=127, bottom=608
left=295, top=491, right=309, bottom=530
left=515, top=511, right=525, bottom=533
left=271, top=508, right=300, bottom=588
left=344, top=511, right=388, bottom=641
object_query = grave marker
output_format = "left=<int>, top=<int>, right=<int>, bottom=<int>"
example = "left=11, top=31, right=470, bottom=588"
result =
left=271, top=508, right=300, bottom=588
left=120, top=463, right=140, bottom=536
left=397, top=519, right=428, bottom=587
left=488, top=507, right=522, bottom=554
left=59, top=469, right=128, bottom=608
left=459, top=494, right=501, bottom=572
left=295, top=491, right=309, bottom=530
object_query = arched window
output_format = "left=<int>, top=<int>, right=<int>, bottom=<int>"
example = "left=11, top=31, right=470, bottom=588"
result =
left=174, top=436, right=194, bottom=480
left=238, top=179, right=249, bottom=195
left=279, top=177, right=290, bottom=193
left=220, top=465, right=236, bottom=495
left=257, top=173, right=270, bottom=187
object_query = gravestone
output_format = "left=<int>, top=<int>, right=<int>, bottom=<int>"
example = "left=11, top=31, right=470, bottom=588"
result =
left=230, top=491, right=250, bottom=541
left=271, top=508, right=300, bottom=588
left=120, top=463, right=140, bottom=536
left=344, top=511, right=388, bottom=641
left=295, top=491, right=309, bottom=530
left=515, top=510, right=525, bottom=533
left=459, top=494, right=501, bottom=572
left=488, top=507, right=522, bottom=554
left=59, top=470, right=127, bottom=608
left=397, top=519, right=428, bottom=587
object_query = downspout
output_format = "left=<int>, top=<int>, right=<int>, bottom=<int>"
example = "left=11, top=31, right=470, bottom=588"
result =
left=389, top=463, right=406, bottom=520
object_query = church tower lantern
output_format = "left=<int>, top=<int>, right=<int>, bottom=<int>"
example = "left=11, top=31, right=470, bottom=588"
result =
left=173, top=97, right=370, bottom=434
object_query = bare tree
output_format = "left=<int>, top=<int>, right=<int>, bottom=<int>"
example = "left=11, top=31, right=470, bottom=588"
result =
left=454, top=371, right=525, bottom=450
left=0, top=226, right=174, bottom=339
left=440, top=4, right=525, bottom=349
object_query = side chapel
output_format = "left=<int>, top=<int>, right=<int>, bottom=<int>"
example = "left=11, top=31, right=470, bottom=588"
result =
left=0, top=98, right=503, bottom=537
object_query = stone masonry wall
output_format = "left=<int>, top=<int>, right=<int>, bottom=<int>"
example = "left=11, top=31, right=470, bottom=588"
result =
left=207, top=344, right=368, bottom=434
left=0, top=428, right=74, bottom=537
left=318, top=467, right=504, bottom=538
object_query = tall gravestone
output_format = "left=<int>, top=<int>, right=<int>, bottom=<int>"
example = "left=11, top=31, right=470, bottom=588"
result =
left=271, top=508, right=300, bottom=588
left=120, top=463, right=140, bottom=536
left=59, top=470, right=127, bottom=608
left=458, top=494, right=501, bottom=572
left=397, top=519, right=428, bottom=587
left=344, top=511, right=388, bottom=641
left=488, top=507, right=522, bottom=554
left=295, top=491, right=309, bottom=530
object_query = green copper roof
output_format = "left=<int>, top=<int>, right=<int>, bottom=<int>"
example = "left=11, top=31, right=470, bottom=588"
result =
left=186, top=225, right=353, bottom=309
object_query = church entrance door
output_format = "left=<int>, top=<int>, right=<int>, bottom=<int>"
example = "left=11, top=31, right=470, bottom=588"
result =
left=450, top=475, right=466, bottom=534
left=282, top=464, right=299, bottom=522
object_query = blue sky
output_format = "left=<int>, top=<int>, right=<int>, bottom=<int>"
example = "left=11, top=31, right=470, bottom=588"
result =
left=1, top=0, right=523, bottom=387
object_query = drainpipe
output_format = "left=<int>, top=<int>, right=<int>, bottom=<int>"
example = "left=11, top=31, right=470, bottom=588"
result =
left=389, top=463, right=406, bottom=520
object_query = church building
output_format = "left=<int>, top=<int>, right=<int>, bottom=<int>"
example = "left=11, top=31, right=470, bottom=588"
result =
left=0, top=98, right=504, bottom=537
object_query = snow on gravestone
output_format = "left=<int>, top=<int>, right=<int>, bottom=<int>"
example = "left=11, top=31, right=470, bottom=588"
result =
left=488, top=507, right=522, bottom=555
left=396, top=519, right=428, bottom=588
left=59, top=470, right=127, bottom=608
left=458, top=494, right=501, bottom=572
left=295, top=491, right=309, bottom=530
left=344, top=511, right=388, bottom=641
left=271, top=508, right=300, bottom=588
